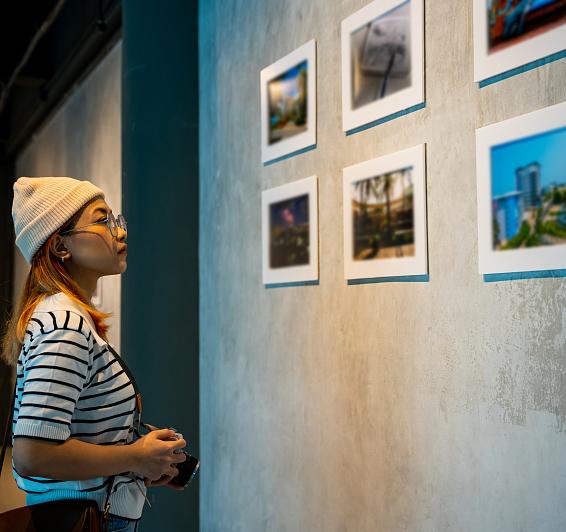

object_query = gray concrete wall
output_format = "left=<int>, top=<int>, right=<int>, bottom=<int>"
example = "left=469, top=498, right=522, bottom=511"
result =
left=199, top=1, right=566, bottom=531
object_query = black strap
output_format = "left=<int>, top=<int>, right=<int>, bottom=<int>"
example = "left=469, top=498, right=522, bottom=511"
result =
left=106, top=344, right=142, bottom=399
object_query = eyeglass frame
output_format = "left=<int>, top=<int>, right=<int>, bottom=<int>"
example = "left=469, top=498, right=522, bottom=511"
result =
left=59, top=212, right=127, bottom=238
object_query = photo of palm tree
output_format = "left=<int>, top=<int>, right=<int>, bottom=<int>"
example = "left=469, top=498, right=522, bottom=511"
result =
left=486, top=0, right=566, bottom=54
left=491, top=126, right=566, bottom=251
left=350, top=1, right=411, bottom=110
left=351, top=166, right=414, bottom=260
left=267, top=60, right=308, bottom=145
left=269, top=194, right=310, bottom=268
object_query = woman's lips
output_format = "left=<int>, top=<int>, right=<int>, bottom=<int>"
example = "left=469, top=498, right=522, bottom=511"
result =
left=118, top=246, right=128, bottom=255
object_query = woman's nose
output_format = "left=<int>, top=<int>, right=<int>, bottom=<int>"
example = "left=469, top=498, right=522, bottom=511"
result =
left=116, top=226, right=127, bottom=240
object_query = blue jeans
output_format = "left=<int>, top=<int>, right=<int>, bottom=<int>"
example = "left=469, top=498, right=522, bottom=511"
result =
left=106, top=514, right=140, bottom=531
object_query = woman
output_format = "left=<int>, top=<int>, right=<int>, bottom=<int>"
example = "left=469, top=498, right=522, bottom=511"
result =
left=2, top=176, right=187, bottom=531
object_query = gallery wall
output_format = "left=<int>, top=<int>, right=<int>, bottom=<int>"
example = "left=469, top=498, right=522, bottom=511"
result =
left=199, top=1, right=566, bottom=531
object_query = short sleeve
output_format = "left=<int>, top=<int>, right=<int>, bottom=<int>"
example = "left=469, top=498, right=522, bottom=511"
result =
left=14, top=326, right=92, bottom=442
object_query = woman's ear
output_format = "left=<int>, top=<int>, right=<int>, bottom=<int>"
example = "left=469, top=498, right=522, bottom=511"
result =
left=50, top=234, right=70, bottom=261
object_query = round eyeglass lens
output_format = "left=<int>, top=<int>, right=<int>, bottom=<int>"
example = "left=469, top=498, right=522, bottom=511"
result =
left=117, top=214, right=127, bottom=233
left=108, top=213, right=117, bottom=236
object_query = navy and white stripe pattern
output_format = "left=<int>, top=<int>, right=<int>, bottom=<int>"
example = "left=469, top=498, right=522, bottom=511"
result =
left=11, top=292, right=146, bottom=520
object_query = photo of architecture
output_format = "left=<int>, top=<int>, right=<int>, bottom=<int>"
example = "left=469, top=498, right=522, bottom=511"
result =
left=261, top=40, right=316, bottom=163
left=267, top=60, right=308, bottom=145
left=491, top=126, right=566, bottom=250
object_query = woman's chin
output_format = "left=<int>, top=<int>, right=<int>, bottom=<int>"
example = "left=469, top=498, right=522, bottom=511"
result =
left=118, top=256, right=127, bottom=272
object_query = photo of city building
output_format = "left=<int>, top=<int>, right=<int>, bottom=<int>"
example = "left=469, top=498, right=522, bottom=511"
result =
left=351, top=166, right=414, bottom=260
left=269, top=193, right=310, bottom=268
left=486, top=0, right=566, bottom=54
left=350, top=1, right=411, bottom=110
left=267, top=60, right=308, bottom=145
left=491, top=126, right=566, bottom=250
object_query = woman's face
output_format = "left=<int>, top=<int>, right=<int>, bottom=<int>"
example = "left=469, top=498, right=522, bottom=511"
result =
left=61, top=197, right=128, bottom=276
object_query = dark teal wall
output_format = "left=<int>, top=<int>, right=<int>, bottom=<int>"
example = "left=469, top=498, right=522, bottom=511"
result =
left=121, top=2, right=199, bottom=531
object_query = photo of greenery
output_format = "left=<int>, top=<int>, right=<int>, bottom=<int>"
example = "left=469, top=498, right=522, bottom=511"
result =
left=269, top=193, right=310, bottom=268
left=267, top=60, right=308, bottom=145
left=491, top=126, right=566, bottom=251
left=351, top=166, right=414, bottom=260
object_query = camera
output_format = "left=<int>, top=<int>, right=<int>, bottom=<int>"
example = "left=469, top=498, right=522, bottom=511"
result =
left=168, top=430, right=200, bottom=488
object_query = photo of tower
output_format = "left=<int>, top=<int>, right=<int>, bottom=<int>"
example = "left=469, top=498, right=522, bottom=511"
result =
left=491, top=126, right=566, bottom=250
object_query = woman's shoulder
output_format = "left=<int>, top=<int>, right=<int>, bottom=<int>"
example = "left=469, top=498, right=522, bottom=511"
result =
left=27, top=292, right=107, bottom=349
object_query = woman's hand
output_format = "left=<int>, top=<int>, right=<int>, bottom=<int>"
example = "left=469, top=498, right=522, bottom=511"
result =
left=130, top=428, right=187, bottom=481
left=144, top=473, right=185, bottom=490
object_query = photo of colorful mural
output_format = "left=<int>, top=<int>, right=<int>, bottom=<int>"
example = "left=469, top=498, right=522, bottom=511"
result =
left=350, top=1, right=411, bottom=110
left=474, top=0, right=566, bottom=82
left=486, top=0, right=566, bottom=55
left=351, top=166, right=414, bottom=260
left=268, top=61, right=308, bottom=145
left=269, top=193, right=310, bottom=268
left=491, top=126, right=566, bottom=251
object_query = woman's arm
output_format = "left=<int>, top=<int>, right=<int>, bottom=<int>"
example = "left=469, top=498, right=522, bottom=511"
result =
left=13, top=437, right=139, bottom=479
left=13, top=429, right=187, bottom=480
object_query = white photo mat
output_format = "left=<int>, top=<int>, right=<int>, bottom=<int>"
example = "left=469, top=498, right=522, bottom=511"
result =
left=343, top=144, right=428, bottom=280
left=262, top=175, right=319, bottom=284
left=341, top=0, right=424, bottom=133
left=473, top=0, right=566, bottom=83
left=260, top=40, right=317, bottom=163
left=476, top=101, right=566, bottom=274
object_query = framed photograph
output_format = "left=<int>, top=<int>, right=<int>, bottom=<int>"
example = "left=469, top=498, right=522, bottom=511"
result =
left=476, top=101, right=566, bottom=274
left=473, top=0, right=566, bottom=83
left=262, top=176, right=319, bottom=284
left=343, top=145, right=427, bottom=280
left=260, top=40, right=316, bottom=163
left=341, top=0, right=424, bottom=133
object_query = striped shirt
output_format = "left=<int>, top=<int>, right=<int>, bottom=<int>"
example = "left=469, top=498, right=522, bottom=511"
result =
left=11, top=292, right=146, bottom=520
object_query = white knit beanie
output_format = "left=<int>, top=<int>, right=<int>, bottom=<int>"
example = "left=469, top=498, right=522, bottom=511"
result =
left=12, top=176, right=105, bottom=264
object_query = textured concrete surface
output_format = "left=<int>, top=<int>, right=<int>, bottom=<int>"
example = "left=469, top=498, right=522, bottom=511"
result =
left=199, top=1, right=566, bottom=530
left=13, top=41, right=123, bottom=349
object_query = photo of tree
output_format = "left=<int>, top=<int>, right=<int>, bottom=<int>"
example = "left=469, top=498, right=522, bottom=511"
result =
left=350, top=1, right=411, bottom=110
left=269, top=193, right=310, bottom=268
left=491, top=126, right=566, bottom=251
left=351, top=166, right=414, bottom=260
left=486, top=0, right=566, bottom=54
left=267, top=60, right=308, bottom=145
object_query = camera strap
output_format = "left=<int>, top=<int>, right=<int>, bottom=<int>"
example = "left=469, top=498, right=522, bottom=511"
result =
left=106, top=344, right=143, bottom=422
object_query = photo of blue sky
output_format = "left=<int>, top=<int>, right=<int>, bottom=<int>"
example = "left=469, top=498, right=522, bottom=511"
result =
left=491, top=126, right=566, bottom=197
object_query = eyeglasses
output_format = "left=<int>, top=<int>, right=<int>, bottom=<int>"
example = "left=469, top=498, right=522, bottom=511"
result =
left=60, top=212, right=127, bottom=238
